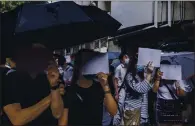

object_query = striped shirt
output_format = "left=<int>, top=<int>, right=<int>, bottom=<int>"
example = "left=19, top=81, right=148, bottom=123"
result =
left=141, top=93, right=149, bottom=119
left=124, top=73, right=152, bottom=111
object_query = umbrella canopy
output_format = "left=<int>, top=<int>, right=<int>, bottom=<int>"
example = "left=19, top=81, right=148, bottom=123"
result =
left=161, top=52, right=195, bottom=80
left=79, top=5, right=122, bottom=35
left=10, top=1, right=121, bottom=50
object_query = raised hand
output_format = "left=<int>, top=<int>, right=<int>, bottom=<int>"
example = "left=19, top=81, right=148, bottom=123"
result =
left=59, top=84, right=65, bottom=95
left=175, top=81, right=180, bottom=88
left=157, top=69, right=163, bottom=78
left=97, top=72, right=108, bottom=86
left=47, top=63, right=60, bottom=87
left=155, top=69, right=163, bottom=81
left=146, top=61, right=154, bottom=74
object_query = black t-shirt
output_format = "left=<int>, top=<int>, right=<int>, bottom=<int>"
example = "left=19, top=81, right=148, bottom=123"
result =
left=108, top=74, right=115, bottom=95
left=63, top=82, right=104, bottom=126
left=2, top=71, right=58, bottom=125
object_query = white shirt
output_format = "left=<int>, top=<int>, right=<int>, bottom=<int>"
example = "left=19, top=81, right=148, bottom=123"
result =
left=63, top=65, right=73, bottom=82
left=157, top=80, right=193, bottom=100
left=58, top=66, right=64, bottom=75
left=114, top=63, right=127, bottom=87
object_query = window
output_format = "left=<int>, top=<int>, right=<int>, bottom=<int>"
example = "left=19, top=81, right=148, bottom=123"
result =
left=101, top=40, right=107, bottom=48
left=90, top=1, right=98, bottom=6
left=74, top=46, right=79, bottom=53
left=85, top=43, right=91, bottom=49
left=66, top=48, right=70, bottom=54
left=94, top=41, right=99, bottom=49
left=105, top=1, right=111, bottom=12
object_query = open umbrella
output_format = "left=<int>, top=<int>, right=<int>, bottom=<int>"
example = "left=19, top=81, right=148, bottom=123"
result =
left=79, top=5, right=121, bottom=35
left=161, top=52, right=195, bottom=80
left=11, top=1, right=121, bottom=49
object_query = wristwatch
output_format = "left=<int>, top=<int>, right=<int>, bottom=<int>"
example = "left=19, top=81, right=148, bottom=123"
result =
left=50, top=84, right=59, bottom=90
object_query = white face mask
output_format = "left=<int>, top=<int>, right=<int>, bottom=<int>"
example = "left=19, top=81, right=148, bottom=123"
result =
left=124, top=58, right=130, bottom=64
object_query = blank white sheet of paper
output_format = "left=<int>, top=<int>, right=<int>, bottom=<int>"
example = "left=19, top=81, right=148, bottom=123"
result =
left=82, top=53, right=109, bottom=75
left=160, top=64, right=182, bottom=80
left=137, top=48, right=161, bottom=67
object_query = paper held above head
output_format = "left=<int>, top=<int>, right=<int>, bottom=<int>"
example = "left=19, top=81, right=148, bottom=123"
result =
left=81, top=53, right=109, bottom=75
left=160, top=64, right=182, bottom=80
left=137, top=48, right=162, bottom=67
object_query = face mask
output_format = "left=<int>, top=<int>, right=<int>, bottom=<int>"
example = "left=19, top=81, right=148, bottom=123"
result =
left=124, top=58, right=130, bottom=64
left=137, top=65, right=144, bottom=72
left=83, top=75, right=99, bottom=82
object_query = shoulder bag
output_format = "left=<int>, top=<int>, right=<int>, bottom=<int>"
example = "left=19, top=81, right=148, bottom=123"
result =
left=164, top=83, right=186, bottom=111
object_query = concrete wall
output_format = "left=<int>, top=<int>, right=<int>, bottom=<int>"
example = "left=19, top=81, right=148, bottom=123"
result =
left=111, top=1, right=195, bottom=29
left=108, top=41, right=121, bottom=52
left=74, top=1, right=91, bottom=6
left=66, top=1, right=195, bottom=54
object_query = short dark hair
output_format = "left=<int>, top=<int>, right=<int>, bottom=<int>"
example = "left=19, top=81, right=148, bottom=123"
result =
left=119, top=52, right=127, bottom=61
left=58, top=56, right=66, bottom=66
left=160, top=60, right=171, bottom=65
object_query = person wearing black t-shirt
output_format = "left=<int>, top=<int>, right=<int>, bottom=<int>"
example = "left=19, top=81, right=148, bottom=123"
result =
left=2, top=44, right=64, bottom=125
left=1, top=57, right=16, bottom=119
left=59, top=49, right=117, bottom=126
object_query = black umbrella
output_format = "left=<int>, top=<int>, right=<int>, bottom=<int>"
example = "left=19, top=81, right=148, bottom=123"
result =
left=12, top=1, right=121, bottom=49
left=79, top=5, right=121, bottom=34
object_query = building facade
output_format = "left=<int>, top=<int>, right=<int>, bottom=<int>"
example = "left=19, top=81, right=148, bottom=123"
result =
left=64, top=1, right=195, bottom=55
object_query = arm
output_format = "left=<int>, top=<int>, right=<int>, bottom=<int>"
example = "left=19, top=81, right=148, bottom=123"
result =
left=97, top=73, right=117, bottom=116
left=152, top=69, right=163, bottom=93
left=58, top=92, right=70, bottom=126
left=58, top=109, right=68, bottom=126
left=47, top=65, right=64, bottom=118
left=176, top=86, right=186, bottom=96
left=103, top=85, right=118, bottom=116
left=175, top=80, right=192, bottom=96
left=117, top=88, right=126, bottom=113
left=3, top=95, right=50, bottom=125
left=113, top=78, right=119, bottom=97
left=152, top=80, right=160, bottom=93
left=126, top=73, right=152, bottom=93
left=113, top=67, right=120, bottom=99
left=50, top=89, right=64, bottom=119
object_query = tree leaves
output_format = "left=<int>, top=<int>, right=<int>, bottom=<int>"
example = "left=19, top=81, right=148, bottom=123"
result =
left=0, top=1, right=48, bottom=13
left=0, top=1, right=26, bottom=13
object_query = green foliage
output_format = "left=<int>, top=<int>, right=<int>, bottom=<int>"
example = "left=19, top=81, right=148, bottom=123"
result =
left=0, top=1, right=49, bottom=13
left=0, top=1, right=27, bottom=13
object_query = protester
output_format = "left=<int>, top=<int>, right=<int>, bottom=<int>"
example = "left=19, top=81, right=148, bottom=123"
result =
left=0, top=56, right=17, bottom=119
left=114, top=52, right=129, bottom=101
left=113, top=52, right=129, bottom=125
left=58, top=49, right=117, bottom=126
left=136, top=65, right=150, bottom=126
left=0, top=64, right=9, bottom=119
left=120, top=54, right=157, bottom=126
left=2, top=44, right=64, bottom=125
left=153, top=60, right=193, bottom=126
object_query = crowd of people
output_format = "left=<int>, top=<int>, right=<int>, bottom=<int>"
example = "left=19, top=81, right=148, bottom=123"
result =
left=0, top=44, right=194, bottom=126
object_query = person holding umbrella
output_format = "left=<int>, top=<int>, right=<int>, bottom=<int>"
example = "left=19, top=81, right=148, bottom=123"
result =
left=2, top=44, right=64, bottom=125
